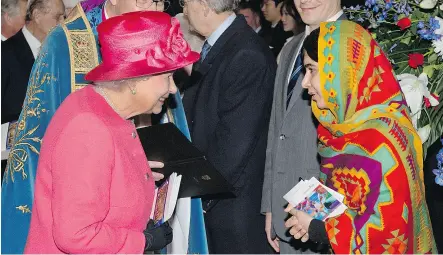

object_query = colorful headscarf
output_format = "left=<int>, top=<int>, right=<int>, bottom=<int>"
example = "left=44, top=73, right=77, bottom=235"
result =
left=313, top=20, right=437, bottom=254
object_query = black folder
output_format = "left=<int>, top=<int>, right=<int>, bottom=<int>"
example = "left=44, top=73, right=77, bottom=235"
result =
left=137, top=123, right=233, bottom=198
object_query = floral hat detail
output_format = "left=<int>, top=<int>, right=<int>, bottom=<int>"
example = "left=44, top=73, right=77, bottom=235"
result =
left=85, top=11, right=200, bottom=82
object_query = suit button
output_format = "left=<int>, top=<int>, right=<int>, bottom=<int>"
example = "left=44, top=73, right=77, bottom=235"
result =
left=279, top=134, right=286, bottom=140
left=132, top=132, right=137, bottom=139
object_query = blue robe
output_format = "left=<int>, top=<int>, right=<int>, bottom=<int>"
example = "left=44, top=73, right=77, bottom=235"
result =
left=2, top=4, right=208, bottom=254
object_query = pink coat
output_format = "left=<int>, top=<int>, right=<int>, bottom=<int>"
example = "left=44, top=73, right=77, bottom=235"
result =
left=25, top=86, right=155, bottom=254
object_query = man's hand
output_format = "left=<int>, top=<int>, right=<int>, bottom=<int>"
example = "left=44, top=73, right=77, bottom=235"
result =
left=148, top=161, right=165, bottom=181
left=265, top=212, right=280, bottom=252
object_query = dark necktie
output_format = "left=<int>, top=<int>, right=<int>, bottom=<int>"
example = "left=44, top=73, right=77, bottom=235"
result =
left=286, top=53, right=303, bottom=108
left=200, top=41, right=212, bottom=62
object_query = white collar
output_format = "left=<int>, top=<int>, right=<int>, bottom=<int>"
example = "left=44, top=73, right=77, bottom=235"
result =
left=22, top=25, right=42, bottom=59
left=1, top=34, right=7, bottom=41
left=255, top=26, right=262, bottom=33
left=104, top=0, right=109, bottom=19
left=206, top=13, right=236, bottom=46
left=271, top=21, right=279, bottom=28
left=305, top=9, right=344, bottom=35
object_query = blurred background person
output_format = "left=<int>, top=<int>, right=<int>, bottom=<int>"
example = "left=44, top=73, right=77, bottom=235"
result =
left=237, top=1, right=262, bottom=34
left=277, top=0, right=304, bottom=63
left=2, top=0, right=65, bottom=124
left=1, top=0, right=27, bottom=40
left=260, top=0, right=291, bottom=57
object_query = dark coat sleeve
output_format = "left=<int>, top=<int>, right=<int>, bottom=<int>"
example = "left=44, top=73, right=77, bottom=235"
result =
left=308, top=219, right=330, bottom=245
left=204, top=49, right=276, bottom=188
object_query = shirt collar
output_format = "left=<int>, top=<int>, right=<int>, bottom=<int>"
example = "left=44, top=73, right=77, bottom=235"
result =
left=1, top=34, right=7, bottom=41
left=305, top=9, right=344, bottom=35
left=22, top=26, right=41, bottom=59
left=206, top=13, right=236, bottom=46
left=103, top=0, right=109, bottom=20
left=255, top=26, right=262, bottom=33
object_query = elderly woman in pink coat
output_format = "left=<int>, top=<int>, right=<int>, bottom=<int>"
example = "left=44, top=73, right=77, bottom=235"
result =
left=24, top=11, right=199, bottom=254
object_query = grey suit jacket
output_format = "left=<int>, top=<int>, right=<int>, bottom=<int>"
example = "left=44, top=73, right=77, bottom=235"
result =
left=261, top=15, right=346, bottom=244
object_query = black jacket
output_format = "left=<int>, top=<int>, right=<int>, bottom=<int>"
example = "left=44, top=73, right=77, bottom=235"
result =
left=1, top=30, right=36, bottom=124
left=260, top=21, right=292, bottom=57
left=183, top=16, right=276, bottom=253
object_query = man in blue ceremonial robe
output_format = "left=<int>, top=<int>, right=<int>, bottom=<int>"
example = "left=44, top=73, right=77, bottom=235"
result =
left=2, top=1, right=208, bottom=253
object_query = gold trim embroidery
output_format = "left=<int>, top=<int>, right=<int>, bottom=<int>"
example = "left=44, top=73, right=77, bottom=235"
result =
left=16, top=205, right=31, bottom=214
left=63, top=4, right=99, bottom=93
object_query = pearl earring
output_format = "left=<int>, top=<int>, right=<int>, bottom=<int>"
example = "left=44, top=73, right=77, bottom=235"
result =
left=129, top=85, right=137, bottom=95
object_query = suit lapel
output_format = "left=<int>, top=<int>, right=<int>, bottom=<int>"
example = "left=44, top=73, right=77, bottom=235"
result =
left=194, top=16, right=243, bottom=77
left=282, top=33, right=304, bottom=117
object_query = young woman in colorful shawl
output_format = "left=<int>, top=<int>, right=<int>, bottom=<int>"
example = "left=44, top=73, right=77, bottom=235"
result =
left=284, top=20, right=437, bottom=254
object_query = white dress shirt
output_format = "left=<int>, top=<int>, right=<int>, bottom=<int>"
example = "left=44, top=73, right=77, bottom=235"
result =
left=22, top=26, right=41, bottom=59
left=1, top=34, right=7, bottom=41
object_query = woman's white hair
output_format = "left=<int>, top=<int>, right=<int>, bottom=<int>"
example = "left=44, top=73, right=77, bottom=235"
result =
left=94, top=76, right=150, bottom=91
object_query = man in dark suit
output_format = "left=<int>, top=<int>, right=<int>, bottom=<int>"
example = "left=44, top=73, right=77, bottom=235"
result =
left=260, top=0, right=292, bottom=57
left=1, top=0, right=65, bottom=124
left=261, top=0, right=346, bottom=253
left=181, top=0, right=276, bottom=253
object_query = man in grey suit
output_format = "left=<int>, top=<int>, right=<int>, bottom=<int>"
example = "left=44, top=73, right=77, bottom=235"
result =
left=261, top=0, right=345, bottom=253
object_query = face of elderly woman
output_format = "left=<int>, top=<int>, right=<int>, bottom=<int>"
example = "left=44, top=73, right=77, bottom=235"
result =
left=135, top=72, right=177, bottom=114
left=301, top=51, right=326, bottom=109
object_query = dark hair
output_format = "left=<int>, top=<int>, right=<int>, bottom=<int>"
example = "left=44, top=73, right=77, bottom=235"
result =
left=25, top=0, right=49, bottom=21
left=302, top=28, right=320, bottom=62
left=237, top=1, right=260, bottom=15
left=279, top=0, right=303, bottom=26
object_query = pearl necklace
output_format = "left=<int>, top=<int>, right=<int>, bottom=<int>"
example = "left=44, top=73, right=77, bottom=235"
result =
left=95, top=86, right=136, bottom=127
left=96, top=86, right=119, bottom=114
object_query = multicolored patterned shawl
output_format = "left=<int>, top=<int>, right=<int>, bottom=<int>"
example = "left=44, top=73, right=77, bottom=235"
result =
left=312, top=20, right=437, bottom=254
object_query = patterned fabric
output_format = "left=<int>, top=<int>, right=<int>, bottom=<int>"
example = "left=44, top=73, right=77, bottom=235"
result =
left=312, top=21, right=437, bottom=254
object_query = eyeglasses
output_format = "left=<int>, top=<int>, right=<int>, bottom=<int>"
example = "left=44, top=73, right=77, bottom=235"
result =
left=136, top=0, right=170, bottom=11
left=179, top=0, right=196, bottom=8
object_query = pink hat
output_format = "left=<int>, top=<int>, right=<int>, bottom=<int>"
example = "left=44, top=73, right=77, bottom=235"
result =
left=85, top=11, right=200, bottom=82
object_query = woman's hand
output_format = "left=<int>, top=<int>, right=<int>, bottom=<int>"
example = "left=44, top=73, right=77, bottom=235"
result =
left=284, top=204, right=313, bottom=243
left=148, top=161, right=165, bottom=181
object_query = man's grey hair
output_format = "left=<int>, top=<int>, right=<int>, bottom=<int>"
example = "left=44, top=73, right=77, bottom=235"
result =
left=1, top=0, right=26, bottom=17
left=26, top=0, right=50, bottom=21
left=205, top=0, right=240, bottom=14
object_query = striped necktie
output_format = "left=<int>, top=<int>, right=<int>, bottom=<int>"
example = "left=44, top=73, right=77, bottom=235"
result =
left=200, top=41, right=212, bottom=62
left=286, top=53, right=303, bottom=108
